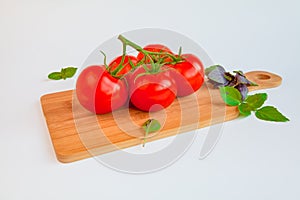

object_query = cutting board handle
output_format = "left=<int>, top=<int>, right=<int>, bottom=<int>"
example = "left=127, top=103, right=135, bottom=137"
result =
left=245, top=71, right=282, bottom=91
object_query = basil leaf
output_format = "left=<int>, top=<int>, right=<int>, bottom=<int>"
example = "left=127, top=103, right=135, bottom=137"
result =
left=255, top=106, right=289, bottom=122
left=142, top=119, right=161, bottom=147
left=238, top=103, right=252, bottom=116
left=245, top=93, right=267, bottom=110
left=48, top=72, right=62, bottom=80
left=233, top=70, right=244, bottom=75
left=205, top=65, right=225, bottom=76
left=235, top=72, right=258, bottom=86
left=234, top=83, right=249, bottom=101
left=219, top=86, right=242, bottom=106
left=224, top=72, right=235, bottom=82
left=142, top=119, right=161, bottom=133
left=207, top=66, right=228, bottom=85
left=63, top=67, right=78, bottom=78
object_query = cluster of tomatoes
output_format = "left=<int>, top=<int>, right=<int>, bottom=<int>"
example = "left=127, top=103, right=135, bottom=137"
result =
left=76, top=35, right=205, bottom=114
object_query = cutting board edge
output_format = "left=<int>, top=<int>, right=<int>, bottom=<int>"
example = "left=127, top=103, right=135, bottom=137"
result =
left=52, top=110, right=239, bottom=163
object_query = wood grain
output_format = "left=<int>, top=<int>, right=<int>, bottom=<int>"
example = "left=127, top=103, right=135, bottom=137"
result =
left=40, top=71, right=282, bottom=163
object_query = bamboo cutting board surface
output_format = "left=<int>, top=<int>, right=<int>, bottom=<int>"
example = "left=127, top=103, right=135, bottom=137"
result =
left=40, top=71, right=282, bottom=163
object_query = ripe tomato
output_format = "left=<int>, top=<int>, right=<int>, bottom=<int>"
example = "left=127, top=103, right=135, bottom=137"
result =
left=168, top=54, right=204, bottom=97
left=182, top=54, right=204, bottom=75
left=137, top=44, right=173, bottom=63
left=128, top=65, right=177, bottom=112
left=108, top=55, right=138, bottom=76
left=76, top=65, right=128, bottom=114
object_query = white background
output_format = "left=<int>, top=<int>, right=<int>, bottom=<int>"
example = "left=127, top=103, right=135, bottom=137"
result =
left=1, top=0, right=300, bottom=199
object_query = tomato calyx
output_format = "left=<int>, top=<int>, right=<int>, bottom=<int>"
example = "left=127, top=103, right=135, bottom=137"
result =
left=133, top=63, right=171, bottom=83
left=128, top=65, right=177, bottom=112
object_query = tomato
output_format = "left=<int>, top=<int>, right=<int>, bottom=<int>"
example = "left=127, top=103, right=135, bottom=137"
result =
left=128, top=65, right=177, bottom=112
left=182, top=54, right=204, bottom=75
left=137, top=44, right=173, bottom=63
left=76, top=65, right=128, bottom=114
left=108, top=55, right=138, bottom=76
left=168, top=54, right=204, bottom=97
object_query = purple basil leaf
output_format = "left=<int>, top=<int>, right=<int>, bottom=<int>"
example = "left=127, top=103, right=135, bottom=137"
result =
left=207, top=66, right=228, bottom=85
left=226, top=74, right=237, bottom=86
left=208, top=80, right=228, bottom=88
left=233, top=70, right=245, bottom=76
left=235, top=73, right=250, bottom=85
left=234, top=70, right=257, bottom=86
left=247, top=80, right=258, bottom=86
left=234, top=83, right=249, bottom=101
left=205, top=65, right=225, bottom=76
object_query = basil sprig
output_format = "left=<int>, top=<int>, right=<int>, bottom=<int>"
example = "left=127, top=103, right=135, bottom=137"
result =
left=48, top=67, right=77, bottom=80
left=206, top=65, right=289, bottom=122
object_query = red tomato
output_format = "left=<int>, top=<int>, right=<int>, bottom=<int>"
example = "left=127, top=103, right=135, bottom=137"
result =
left=182, top=54, right=204, bottom=75
left=128, top=65, right=177, bottom=112
left=137, top=44, right=173, bottom=63
left=168, top=54, right=204, bottom=97
left=108, top=55, right=138, bottom=76
left=76, top=65, right=128, bottom=114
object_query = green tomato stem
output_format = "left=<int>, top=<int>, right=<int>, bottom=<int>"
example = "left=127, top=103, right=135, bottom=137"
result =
left=116, top=35, right=185, bottom=77
left=111, top=43, right=127, bottom=77
left=118, top=35, right=144, bottom=52
left=118, top=34, right=180, bottom=64
left=178, top=46, right=182, bottom=56
left=100, top=51, right=109, bottom=69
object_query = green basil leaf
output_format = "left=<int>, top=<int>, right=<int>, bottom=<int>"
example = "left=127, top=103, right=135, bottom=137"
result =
left=219, top=86, right=242, bottom=106
left=238, top=103, right=252, bottom=116
left=142, top=119, right=161, bottom=147
left=245, top=93, right=267, bottom=110
left=62, top=67, right=77, bottom=78
left=48, top=72, right=62, bottom=80
left=142, top=119, right=161, bottom=133
left=255, top=106, right=289, bottom=122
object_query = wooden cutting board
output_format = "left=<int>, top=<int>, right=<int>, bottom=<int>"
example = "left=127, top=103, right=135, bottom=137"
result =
left=40, top=71, right=282, bottom=163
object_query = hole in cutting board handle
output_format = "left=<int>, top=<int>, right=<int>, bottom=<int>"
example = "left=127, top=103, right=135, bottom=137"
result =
left=256, top=73, right=271, bottom=80
left=245, top=71, right=282, bottom=91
